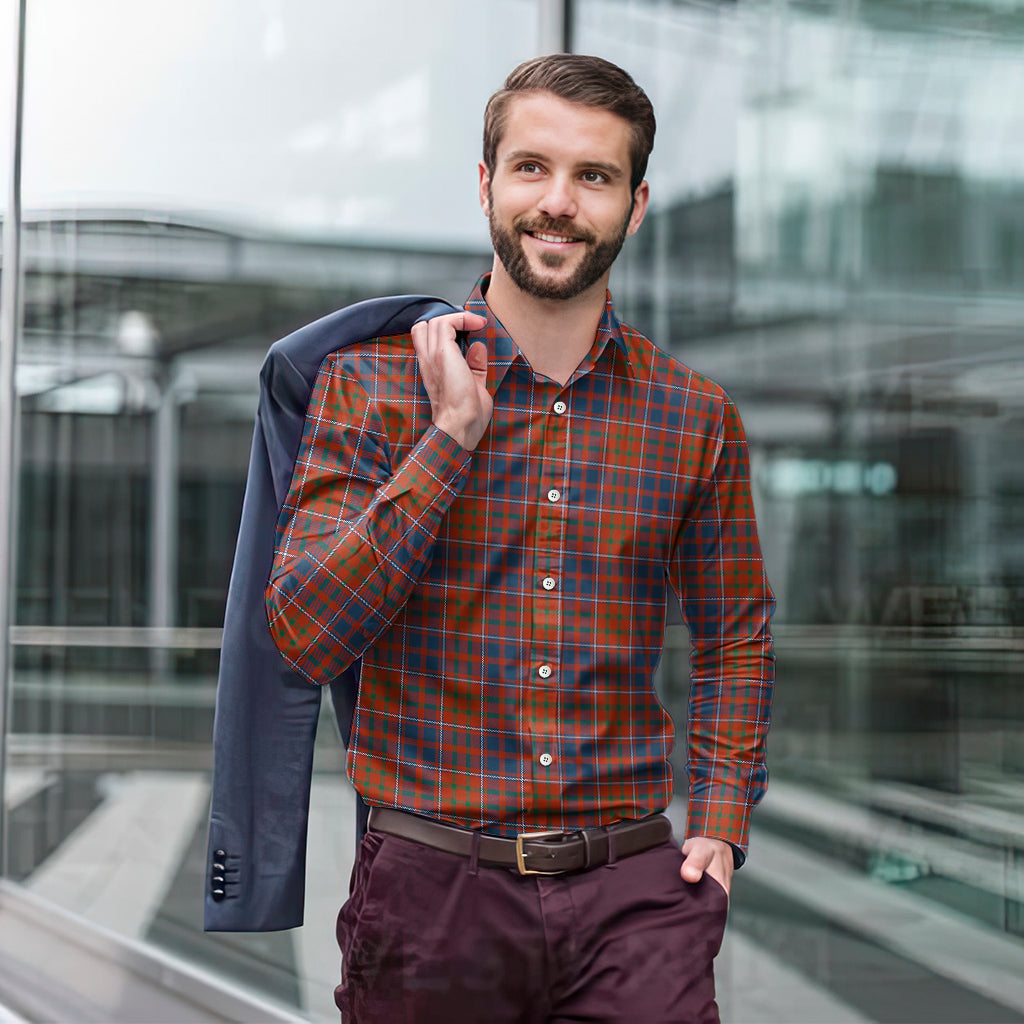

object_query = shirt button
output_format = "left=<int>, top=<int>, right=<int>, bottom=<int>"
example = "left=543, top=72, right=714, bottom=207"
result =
left=547, top=488, right=561, bottom=503
left=538, top=664, right=552, bottom=679
left=553, top=401, right=567, bottom=415
left=542, top=577, right=556, bottom=591
left=539, top=752, right=553, bottom=767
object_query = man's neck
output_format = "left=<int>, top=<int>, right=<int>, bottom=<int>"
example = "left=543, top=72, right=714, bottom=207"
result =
left=484, top=260, right=609, bottom=386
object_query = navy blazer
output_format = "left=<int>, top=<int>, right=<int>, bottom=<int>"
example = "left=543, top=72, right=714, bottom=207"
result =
left=204, top=295, right=458, bottom=932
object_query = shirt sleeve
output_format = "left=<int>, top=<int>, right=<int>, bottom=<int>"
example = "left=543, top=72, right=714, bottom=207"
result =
left=669, top=395, right=776, bottom=865
left=265, top=353, right=472, bottom=685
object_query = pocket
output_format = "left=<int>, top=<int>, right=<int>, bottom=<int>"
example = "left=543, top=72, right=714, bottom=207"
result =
left=703, top=871, right=730, bottom=916
left=337, top=831, right=388, bottom=952
left=335, top=832, right=406, bottom=1015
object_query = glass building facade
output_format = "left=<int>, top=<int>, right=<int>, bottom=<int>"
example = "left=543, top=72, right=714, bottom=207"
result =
left=1, top=1, right=1022, bottom=1020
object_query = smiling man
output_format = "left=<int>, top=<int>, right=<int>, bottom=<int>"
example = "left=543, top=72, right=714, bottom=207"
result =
left=266, top=54, right=775, bottom=1023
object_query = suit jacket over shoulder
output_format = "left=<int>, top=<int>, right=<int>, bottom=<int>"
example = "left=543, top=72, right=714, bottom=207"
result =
left=204, top=294, right=458, bottom=932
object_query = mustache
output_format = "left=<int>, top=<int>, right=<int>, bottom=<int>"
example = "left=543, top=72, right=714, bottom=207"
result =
left=513, top=216, right=595, bottom=245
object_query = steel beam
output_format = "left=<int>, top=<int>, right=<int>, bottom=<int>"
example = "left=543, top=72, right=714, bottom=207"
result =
left=0, top=0, right=28, bottom=879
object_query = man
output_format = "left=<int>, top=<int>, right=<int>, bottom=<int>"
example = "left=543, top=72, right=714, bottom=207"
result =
left=266, top=54, right=774, bottom=1023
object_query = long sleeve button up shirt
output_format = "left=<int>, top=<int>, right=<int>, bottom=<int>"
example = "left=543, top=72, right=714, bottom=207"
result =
left=266, top=275, right=775, bottom=858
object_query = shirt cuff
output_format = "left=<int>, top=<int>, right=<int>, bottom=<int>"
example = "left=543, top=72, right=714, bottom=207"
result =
left=684, top=781, right=756, bottom=867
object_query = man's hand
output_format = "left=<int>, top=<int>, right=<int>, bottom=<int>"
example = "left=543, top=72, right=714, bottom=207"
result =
left=680, top=836, right=734, bottom=896
left=412, top=311, right=491, bottom=451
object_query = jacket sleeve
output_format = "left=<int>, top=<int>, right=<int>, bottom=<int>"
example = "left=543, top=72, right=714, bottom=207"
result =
left=266, top=353, right=471, bottom=685
left=669, top=395, right=776, bottom=865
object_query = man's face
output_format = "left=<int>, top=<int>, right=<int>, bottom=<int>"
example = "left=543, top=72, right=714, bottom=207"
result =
left=480, top=92, right=649, bottom=302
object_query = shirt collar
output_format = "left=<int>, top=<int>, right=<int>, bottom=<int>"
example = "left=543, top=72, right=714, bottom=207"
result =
left=462, top=274, right=634, bottom=392
left=462, top=275, right=518, bottom=396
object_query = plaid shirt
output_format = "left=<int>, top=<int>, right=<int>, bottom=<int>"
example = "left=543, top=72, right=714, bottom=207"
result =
left=267, top=275, right=775, bottom=857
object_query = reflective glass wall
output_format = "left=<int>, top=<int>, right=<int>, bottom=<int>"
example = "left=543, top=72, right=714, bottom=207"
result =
left=0, top=3, right=11, bottom=214
left=2, top=0, right=1024, bottom=1021
left=4, top=2, right=535, bottom=1020
left=581, top=1, right=1024, bottom=1021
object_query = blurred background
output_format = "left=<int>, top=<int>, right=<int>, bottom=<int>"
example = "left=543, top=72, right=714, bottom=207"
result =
left=0, top=0, right=1022, bottom=1021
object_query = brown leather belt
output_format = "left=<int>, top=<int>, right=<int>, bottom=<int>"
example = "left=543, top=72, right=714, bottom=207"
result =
left=368, top=807, right=673, bottom=876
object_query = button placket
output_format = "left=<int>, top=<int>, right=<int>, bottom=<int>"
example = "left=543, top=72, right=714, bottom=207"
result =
left=530, top=384, right=569, bottom=802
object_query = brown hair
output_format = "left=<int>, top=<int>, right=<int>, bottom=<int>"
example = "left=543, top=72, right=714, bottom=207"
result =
left=483, top=54, right=656, bottom=193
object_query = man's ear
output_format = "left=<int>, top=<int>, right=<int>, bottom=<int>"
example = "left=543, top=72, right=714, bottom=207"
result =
left=626, top=180, right=650, bottom=237
left=478, top=162, right=492, bottom=216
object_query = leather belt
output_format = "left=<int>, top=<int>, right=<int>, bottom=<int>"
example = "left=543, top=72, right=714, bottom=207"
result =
left=368, top=807, right=673, bottom=875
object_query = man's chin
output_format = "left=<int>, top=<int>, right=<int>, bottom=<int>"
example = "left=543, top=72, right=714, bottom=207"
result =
left=536, top=253, right=573, bottom=271
left=513, top=268, right=584, bottom=301
left=525, top=254, right=589, bottom=291
left=492, top=231, right=608, bottom=300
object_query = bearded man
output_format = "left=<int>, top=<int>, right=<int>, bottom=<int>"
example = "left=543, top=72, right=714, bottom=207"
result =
left=266, top=53, right=776, bottom=1024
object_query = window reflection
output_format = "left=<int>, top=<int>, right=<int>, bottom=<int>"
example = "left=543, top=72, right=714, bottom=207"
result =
left=4, top=0, right=1024, bottom=1020
left=581, top=0, right=1024, bottom=1020
left=7, top=2, right=535, bottom=1018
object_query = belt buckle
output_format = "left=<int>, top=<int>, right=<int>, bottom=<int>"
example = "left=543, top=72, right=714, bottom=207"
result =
left=515, top=830, right=566, bottom=875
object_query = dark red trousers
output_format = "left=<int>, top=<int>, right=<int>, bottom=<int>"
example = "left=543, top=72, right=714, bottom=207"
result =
left=335, top=829, right=728, bottom=1023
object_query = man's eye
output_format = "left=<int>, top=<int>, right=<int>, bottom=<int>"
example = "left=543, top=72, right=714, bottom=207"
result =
left=518, top=162, right=541, bottom=174
left=582, top=171, right=607, bottom=184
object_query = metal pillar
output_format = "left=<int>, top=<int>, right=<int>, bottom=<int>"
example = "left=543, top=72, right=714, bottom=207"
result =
left=0, top=0, right=28, bottom=878
left=149, top=366, right=179, bottom=665
left=537, top=0, right=572, bottom=53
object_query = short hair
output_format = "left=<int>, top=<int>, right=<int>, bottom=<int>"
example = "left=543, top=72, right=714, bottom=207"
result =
left=483, top=54, right=656, bottom=194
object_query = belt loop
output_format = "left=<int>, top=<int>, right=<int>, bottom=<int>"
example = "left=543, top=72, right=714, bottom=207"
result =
left=607, top=829, right=618, bottom=869
left=469, top=829, right=481, bottom=877
left=581, top=829, right=594, bottom=869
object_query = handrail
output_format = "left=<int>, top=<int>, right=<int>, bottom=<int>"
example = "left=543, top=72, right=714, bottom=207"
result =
left=9, top=625, right=223, bottom=649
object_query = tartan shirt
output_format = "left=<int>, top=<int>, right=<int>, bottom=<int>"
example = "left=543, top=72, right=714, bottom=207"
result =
left=266, top=275, right=775, bottom=859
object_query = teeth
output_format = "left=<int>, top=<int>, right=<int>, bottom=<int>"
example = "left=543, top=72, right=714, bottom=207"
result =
left=533, top=232, right=575, bottom=244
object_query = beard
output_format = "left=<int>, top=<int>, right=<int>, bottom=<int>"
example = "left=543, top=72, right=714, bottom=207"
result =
left=488, top=189, right=631, bottom=301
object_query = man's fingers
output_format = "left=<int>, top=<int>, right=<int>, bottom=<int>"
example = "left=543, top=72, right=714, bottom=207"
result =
left=680, top=849, right=710, bottom=882
left=413, top=310, right=487, bottom=342
left=455, top=311, right=488, bottom=331
left=679, top=837, right=734, bottom=894
left=412, top=310, right=492, bottom=452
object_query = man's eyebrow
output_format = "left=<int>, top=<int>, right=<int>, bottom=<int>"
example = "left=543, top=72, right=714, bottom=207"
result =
left=503, top=150, right=548, bottom=166
left=503, top=150, right=626, bottom=180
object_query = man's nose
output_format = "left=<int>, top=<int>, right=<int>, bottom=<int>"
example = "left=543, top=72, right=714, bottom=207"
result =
left=536, top=175, right=578, bottom=220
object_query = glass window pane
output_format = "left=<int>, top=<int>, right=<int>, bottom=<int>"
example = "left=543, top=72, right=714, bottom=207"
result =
left=11, top=2, right=540, bottom=1019
left=22, top=0, right=539, bottom=247
left=0, top=1, right=12, bottom=215
left=576, top=2, right=1024, bottom=1021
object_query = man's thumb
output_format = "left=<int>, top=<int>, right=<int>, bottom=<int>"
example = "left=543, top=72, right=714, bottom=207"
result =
left=466, top=340, right=488, bottom=375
